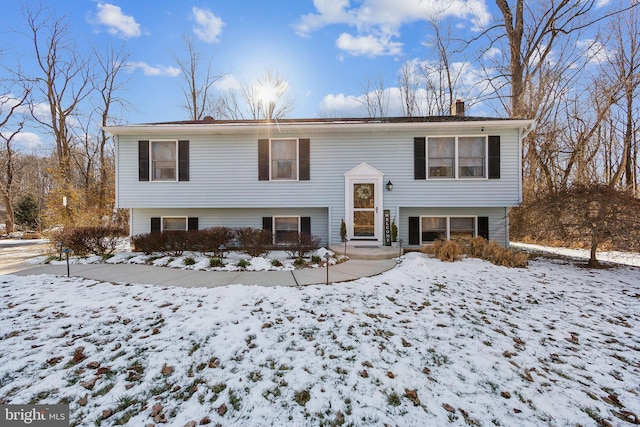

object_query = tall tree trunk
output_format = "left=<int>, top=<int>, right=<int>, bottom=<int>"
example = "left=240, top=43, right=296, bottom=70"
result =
left=2, top=194, right=14, bottom=233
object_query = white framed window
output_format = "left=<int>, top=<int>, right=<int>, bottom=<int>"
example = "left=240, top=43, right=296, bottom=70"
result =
left=427, top=136, right=487, bottom=179
left=151, top=140, right=177, bottom=181
left=420, top=216, right=476, bottom=243
left=458, top=137, right=485, bottom=177
left=162, top=217, right=187, bottom=231
left=270, top=139, right=298, bottom=180
left=273, top=216, right=300, bottom=244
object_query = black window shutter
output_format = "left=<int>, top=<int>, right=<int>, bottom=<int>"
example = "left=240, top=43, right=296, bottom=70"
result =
left=138, top=140, right=149, bottom=181
left=408, top=217, right=420, bottom=245
left=301, top=217, right=311, bottom=234
left=414, top=137, right=426, bottom=180
left=299, top=139, right=310, bottom=180
left=262, top=217, right=273, bottom=231
left=488, top=136, right=500, bottom=179
left=258, top=139, right=269, bottom=180
left=478, top=217, right=489, bottom=240
left=188, top=217, right=198, bottom=231
left=179, top=140, right=189, bottom=181
left=151, top=217, right=161, bottom=232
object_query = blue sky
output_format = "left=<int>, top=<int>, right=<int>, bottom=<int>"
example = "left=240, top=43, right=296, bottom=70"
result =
left=0, top=0, right=612, bottom=148
left=0, top=1, right=494, bottom=117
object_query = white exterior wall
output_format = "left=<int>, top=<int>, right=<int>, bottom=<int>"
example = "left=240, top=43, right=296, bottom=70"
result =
left=114, top=121, right=526, bottom=245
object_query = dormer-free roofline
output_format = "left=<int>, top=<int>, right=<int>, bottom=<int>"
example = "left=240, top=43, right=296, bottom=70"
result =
left=104, top=116, right=535, bottom=137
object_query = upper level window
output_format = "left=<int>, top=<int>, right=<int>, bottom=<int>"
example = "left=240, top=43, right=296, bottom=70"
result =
left=152, top=141, right=177, bottom=181
left=428, top=137, right=455, bottom=178
left=458, top=137, right=485, bottom=178
left=271, top=139, right=298, bottom=180
left=427, top=136, right=486, bottom=179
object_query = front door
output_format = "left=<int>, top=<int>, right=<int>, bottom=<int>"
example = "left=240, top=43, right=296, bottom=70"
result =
left=352, top=182, right=377, bottom=239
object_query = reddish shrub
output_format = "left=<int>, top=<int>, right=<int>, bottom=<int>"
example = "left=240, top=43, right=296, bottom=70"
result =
left=234, top=227, right=272, bottom=257
left=50, top=226, right=126, bottom=256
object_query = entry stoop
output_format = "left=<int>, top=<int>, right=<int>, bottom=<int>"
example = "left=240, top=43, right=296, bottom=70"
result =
left=329, top=244, right=401, bottom=260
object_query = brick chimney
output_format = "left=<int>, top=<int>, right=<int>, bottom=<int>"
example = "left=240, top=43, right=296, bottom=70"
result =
left=451, top=99, right=465, bottom=116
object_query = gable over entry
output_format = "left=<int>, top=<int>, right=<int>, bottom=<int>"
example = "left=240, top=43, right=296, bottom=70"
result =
left=344, top=162, right=384, bottom=243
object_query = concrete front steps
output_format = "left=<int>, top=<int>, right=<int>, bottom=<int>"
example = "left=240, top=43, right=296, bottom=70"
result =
left=329, top=244, right=402, bottom=260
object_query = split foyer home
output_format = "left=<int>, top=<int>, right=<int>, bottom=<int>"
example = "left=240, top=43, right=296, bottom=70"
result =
left=105, top=110, right=533, bottom=249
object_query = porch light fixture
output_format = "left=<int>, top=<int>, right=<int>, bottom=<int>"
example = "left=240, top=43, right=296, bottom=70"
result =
left=386, top=180, right=393, bottom=191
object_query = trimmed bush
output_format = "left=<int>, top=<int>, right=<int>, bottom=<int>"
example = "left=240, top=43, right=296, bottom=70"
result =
left=50, top=226, right=126, bottom=257
left=284, top=233, right=322, bottom=259
left=235, top=227, right=272, bottom=258
left=199, top=227, right=234, bottom=256
left=131, top=227, right=234, bottom=256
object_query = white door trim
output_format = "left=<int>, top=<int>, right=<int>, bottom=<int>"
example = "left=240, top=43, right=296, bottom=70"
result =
left=344, top=163, right=384, bottom=243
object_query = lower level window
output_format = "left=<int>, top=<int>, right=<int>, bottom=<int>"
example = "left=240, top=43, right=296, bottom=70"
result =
left=163, top=217, right=187, bottom=231
left=421, top=216, right=476, bottom=243
left=274, top=216, right=299, bottom=244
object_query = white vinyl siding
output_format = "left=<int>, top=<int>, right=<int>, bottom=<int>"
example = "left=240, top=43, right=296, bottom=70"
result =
left=115, top=124, right=523, bottom=245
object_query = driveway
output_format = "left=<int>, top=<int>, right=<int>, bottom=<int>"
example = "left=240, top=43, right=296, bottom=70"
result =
left=0, top=239, right=51, bottom=275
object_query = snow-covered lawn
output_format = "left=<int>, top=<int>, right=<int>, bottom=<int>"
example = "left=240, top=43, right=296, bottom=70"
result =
left=1, top=252, right=639, bottom=426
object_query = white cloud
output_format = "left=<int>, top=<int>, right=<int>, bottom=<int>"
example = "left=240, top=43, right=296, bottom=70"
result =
left=295, top=0, right=491, bottom=57
left=14, top=132, right=44, bottom=149
left=577, top=39, right=610, bottom=64
left=214, top=74, right=241, bottom=91
left=95, top=3, right=141, bottom=38
left=319, top=93, right=367, bottom=117
left=336, top=33, right=402, bottom=57
left=320, top=58, right=492, bottom=117
left=127, top=61, right=180, bottom=77
left=192, top=7, right=225, bottom=43
left=0, top=132, right=44, bottom=150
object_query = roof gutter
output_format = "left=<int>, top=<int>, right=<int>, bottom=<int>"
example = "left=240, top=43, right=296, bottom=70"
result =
left=104, top=119, right=535, bottom=137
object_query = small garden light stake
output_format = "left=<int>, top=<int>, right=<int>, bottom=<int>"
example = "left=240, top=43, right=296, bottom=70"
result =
left=325, top=253, right=331, bottom=285
left=64, top=248, right=71, bottom=277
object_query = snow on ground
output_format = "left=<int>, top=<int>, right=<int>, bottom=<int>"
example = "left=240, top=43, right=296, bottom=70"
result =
left=511, top=242, right=640, bottom=267
left=1, top=253, right=639, bottom=426
left=30, top=248, right=338, bottom=272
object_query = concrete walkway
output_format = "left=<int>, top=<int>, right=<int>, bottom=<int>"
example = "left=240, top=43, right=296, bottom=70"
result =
left=10, top=259, right=398, bottom=288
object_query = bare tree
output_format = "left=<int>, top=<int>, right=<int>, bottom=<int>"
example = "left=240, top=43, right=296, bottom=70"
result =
left=515, top=184, right=640, bottom=267
left=603, top=7, right=640, bottom=192
left=493, top=1, right=592, bottom=118
left=215, top=69, right=294, bottom=120
left=22, top=5, right=94, bottom=190
left=213, top=88, right=244, bottom=120
left=95, top=43, right=130, bottom=210
left=174, top=36, right=222, bottom=120
left=359, top=75, right=388, bottom=118
left=398, top=61, right=420, bottom=117
left=0, top=86, right=30, bottom=233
